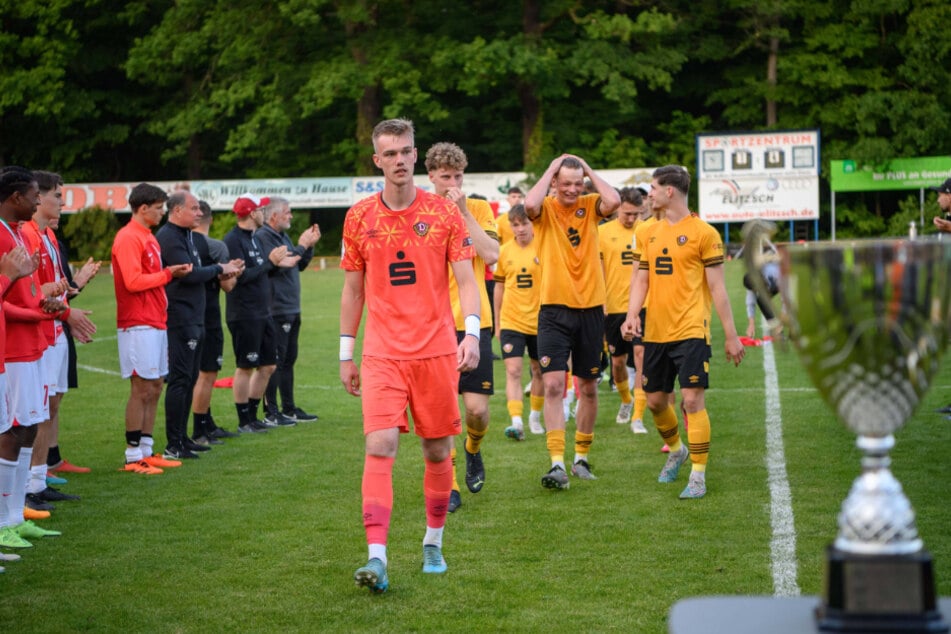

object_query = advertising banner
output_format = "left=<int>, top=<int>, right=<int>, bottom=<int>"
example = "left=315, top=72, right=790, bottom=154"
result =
left=61, top=169, right=660, bottom=214
left=696, top=130, right=820, bottom=222
left=829, top=157, right=951, bottom=192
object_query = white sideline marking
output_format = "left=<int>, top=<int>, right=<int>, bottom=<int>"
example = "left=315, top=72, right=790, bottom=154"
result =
left=77, top=364, right=121, bottom=377
left=762, top=337, right=801, bottom=596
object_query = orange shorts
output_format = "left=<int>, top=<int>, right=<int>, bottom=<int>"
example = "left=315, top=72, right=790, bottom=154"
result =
left=361, top=354, right=462, bottom=439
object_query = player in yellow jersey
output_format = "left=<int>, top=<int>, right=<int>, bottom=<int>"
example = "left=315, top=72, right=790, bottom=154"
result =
left=622, top=165, right=744, bottom=499
left=425, top=143, right=499, bottom=513
left=526, top=154, right=620, bottom=489
left=494, top=204, right=544, bottom=440
left=599, top=187, right=650, bottom=431
left=495, top=186, right=524, bottom=246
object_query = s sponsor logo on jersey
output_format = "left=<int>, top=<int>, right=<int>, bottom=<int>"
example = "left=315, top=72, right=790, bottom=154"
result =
left=389, top=250, right=416, bottom=286
left=540, top=355, right=551, bottom=368
left=413, top=222, right=430, bottom=237
left=366, top=229, right=379, bottom=239
left=677, top=235, right=688, bottom=246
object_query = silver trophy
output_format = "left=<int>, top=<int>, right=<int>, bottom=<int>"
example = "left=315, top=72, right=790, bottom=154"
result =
left=743, top=221, right=950, bottom=633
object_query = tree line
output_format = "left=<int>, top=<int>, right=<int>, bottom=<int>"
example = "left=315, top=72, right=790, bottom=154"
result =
left=2, top=0, right=949, bottom=239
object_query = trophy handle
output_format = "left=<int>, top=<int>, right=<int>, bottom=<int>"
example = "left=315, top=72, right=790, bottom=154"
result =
left=741, top=220, right=784, bottom=339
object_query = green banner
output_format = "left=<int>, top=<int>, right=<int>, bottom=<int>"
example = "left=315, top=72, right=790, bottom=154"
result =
left=830, top=156, right=951, bottom=192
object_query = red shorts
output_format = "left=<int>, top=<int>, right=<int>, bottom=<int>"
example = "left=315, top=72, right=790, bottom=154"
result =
left=361, top=354, right=462, bottom=439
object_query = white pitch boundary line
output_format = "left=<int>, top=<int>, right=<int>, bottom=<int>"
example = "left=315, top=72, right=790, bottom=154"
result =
left=77, top=363, right=121, bottom=377
left=762, top=339, right=801, bottom=596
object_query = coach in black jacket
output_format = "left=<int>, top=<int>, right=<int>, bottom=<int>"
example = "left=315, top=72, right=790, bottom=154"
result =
left=223, top=194, right=299, bottom=433
left=256, top=197, right=321, bottom=424
left=158, top=191, right=242, bottom=458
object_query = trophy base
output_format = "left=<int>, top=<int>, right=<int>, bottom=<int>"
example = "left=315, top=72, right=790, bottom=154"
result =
left=817, top=546, right=949, bottom=633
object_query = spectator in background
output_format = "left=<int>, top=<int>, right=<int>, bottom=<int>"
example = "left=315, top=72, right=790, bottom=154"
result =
left=255, top=197, right=321, bottom=425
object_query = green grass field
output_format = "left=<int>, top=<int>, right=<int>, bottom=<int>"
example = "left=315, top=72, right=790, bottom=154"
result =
left=2, top=259, right=950, bottom=633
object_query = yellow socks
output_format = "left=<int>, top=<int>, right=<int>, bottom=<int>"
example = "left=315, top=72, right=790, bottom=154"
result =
left=686, top=408, right=710, bottom=471
left=465, top=425, right=486, bottom=454
left=574, top=431, right=593, bottom=464
left=633, top=388, right=647, bottom=421
left=450, top=446, right=460, bottom=492
left=507, top=400, right=523, bottom=418
left=653, top=404, right=682, bottom=452
left=546, top=429, right=565, bottom=467
left=615, top=378, right=632, bottom=404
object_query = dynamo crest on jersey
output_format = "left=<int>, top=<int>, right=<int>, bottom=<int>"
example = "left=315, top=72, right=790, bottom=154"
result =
left=677, top=235, right=688, bottom=245
left=540, top=355, right=551, bottom=368
left=413, top=222, right=430, bottom=237
left=503, top=343, right=513, bottom=353
left=575, top=208, right=586, bottom=218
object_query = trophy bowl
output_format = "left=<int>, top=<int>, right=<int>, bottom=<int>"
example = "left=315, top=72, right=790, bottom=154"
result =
left=743, top=221, right=950, bottom=633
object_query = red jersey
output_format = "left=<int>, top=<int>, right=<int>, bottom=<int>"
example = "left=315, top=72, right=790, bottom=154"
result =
left=21, top=220, right=67, bottom=345
left=111, top=219, right=171, bottom=330
left=341, top=188, right=474, bottom=360
left=0, top=220, right=50, bottom=363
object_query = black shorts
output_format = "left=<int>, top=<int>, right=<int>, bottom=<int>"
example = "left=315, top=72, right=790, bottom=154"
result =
left=536, top=305, right=604, bottom=378
left=227, top=318, right=277, bottom=369
left=500, top=330, right=538, bottom=361
left=642, top=338, right=712, bottom=394
left=604, top=313, right=634, bottom=364
left=455, top=328, right=494, bottom=395
left=199, top=327, right=224, bottom=373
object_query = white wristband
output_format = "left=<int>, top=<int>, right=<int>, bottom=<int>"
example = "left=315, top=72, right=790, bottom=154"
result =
left=339, top=335, right=355, bottom=361
left=464, top=314, right=481, bottom=340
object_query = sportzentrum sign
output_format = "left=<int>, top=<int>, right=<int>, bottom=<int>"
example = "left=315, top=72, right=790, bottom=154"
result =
left=696, top=130, right=820, bottom=222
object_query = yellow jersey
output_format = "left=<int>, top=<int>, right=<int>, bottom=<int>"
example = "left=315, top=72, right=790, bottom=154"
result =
left=449, top=197, right=498, bottom=330
left=494, top=239, right=541, bottom=334
left=598, top=218, right=638, bottom=314
left=632, top=217, right=660, bottom=310
left=638, top=214, right=724, bottom=343
left=496, top=212, right=514, bottom=245
left=532, top=193, right=605, bottom=308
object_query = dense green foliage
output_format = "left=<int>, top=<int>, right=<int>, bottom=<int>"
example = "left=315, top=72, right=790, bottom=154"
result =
left=1, top=0, right=950, bottom=236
